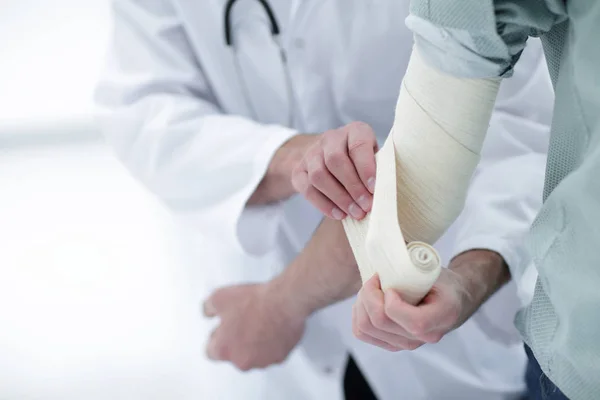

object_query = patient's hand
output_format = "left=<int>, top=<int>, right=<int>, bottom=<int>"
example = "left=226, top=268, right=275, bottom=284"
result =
left=203, top=282, right=306, bottom=371
left=292, top=121, right=378, bottom=220
left=352, top=250, right=510, bottom=351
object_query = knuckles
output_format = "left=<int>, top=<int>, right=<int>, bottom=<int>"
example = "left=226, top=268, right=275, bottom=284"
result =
left=290, top=173, right=304, bottom=192
left=355, top=311, right=372, bottom=335
left=353, top=326, right=369, bottom=342
left=323, top=150, right=346, bottom=170
left=233, top=351, right=285, bottom=372
left=347, top=138, right=371, bottom=155
left=404, top=341, right=423, bottom=351
left=212, top=339, right=258, bottom=371
left=407, top=320, right=428, bottom=338
left=346, top=121, right=373, bottom=134
left=210, top=340, right=230, bottom=361
left=424, top=332, right=444, bottom=344
left=383, top=294, right=399, bottom=316
left=370, top=308, right=388, bottom=330
left=234, top=356, right=254, bottom=372
left=307, top=165, right=328, bottom=185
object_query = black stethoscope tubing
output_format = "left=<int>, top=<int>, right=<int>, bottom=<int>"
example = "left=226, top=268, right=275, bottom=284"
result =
left=222, top=0, right=295, bottom=126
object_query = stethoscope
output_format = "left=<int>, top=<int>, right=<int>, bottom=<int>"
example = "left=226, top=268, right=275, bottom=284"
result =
left=224, top=0, right=296, bottom=126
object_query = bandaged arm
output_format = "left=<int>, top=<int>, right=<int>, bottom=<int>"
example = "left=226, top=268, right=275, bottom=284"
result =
left=343, top=47, right=501, bottom=304
left=343, top=0, right=560, bottom=303
left=277, top=40, right=551, bottom=320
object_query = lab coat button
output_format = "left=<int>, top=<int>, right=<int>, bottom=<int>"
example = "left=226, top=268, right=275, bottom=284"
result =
left=293, top=38, right=305, bottom=49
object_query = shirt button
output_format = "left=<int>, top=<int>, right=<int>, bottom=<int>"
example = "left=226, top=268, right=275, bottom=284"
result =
left=441, top=29, right=449, bottom=39
left=293, top=38, right=305, bottom=49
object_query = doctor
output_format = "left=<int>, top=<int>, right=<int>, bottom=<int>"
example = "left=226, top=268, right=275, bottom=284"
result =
left=95, top=0, right=552, bottom=399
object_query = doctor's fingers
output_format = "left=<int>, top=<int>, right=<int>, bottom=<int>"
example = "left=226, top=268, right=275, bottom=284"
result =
left=322, top=129, right=373, bottom=212
left=291, top=165, right=347, bottom=220
left=305, top=150, right=366, bottom=220
left=346, top=122, right=378, bottom=194
left=353, top=300, right=423, bottom=351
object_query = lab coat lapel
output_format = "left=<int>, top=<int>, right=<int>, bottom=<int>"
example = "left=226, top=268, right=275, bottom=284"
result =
left=175, top=0, right=251, bottom=116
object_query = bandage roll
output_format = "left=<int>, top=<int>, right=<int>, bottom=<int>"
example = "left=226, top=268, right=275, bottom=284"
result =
left=343, top=47, right=500, bottom=305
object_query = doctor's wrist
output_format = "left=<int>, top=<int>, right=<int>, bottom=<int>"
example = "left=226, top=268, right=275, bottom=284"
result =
left=248, top=133, right=319, bottom=205
left=271, top=133, right=319, bottom=182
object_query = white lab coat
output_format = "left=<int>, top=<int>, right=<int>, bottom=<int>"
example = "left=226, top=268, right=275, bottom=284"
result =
left=95, top=1, right=553, bottom=399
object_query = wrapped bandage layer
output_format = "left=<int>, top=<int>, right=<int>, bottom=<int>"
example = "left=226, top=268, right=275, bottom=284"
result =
left=343, top=48, right=500, bottom=305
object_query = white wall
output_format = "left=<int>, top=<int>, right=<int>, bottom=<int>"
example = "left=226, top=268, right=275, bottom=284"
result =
left=0, top=3, right=341, bottom=399
left=0, top=2, right=217, bottom=398
left=0, top=0, right=110, bottom=123
left=0, top=144, right=216, bottom=400
left=0, top=142, right=339, bottom=399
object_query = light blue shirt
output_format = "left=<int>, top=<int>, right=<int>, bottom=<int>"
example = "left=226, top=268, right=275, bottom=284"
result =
left=406, top=1, right=600, bottom=399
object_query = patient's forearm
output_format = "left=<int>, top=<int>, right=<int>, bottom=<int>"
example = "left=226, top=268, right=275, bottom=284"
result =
left=269, top=218, right=361, bottom=317
left=449, top=250, right=511, bottom=324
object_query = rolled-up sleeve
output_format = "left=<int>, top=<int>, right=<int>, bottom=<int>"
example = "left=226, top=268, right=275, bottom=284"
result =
left=407, top=0, right=565, bottom=78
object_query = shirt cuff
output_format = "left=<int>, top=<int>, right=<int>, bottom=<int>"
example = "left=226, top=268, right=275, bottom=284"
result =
left=234, top=127, right=300, bottom=256
left=170, top=124, right=299, bottom=259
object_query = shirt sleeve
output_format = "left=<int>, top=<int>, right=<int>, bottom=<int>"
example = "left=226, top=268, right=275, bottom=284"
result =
left=406, top=0, right=565, bottom=78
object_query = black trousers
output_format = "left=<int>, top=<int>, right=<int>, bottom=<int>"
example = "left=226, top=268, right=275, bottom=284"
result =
left=343, top=356, right=378, bottom=400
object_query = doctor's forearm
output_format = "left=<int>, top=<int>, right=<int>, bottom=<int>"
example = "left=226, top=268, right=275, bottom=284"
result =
left=268, top=218, right=361, bottom=317
left=248, top=134, right=318, bottom=205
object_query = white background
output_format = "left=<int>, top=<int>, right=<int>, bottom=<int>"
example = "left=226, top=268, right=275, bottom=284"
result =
left=0, top=0, right=108, bottom=122
left=0, top=2, right=342, bottom=399
left=0, top=0, right=347, bottom=398
left=0, top=1, right=246, bottom=398
left=0, top=1, right=209, bottom=398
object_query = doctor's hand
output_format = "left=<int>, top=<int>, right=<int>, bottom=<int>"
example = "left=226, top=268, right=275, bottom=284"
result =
left=352, top=250, right=510, bottom=351
left=202, top=282, right=307, bottom=371
left=292, top=121, right=378, bottom=220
